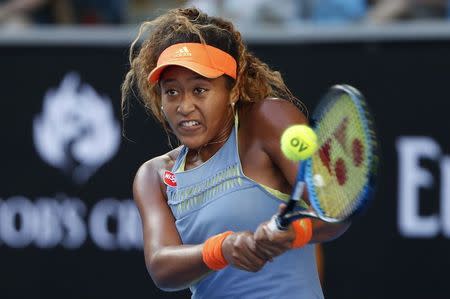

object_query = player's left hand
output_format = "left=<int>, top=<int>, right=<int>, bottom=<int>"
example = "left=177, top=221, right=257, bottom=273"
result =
left=253, top=204, right=295, bottom=259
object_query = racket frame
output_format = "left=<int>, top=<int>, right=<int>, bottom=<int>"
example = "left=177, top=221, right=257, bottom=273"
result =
left=271, top=84, right=377, bottom=230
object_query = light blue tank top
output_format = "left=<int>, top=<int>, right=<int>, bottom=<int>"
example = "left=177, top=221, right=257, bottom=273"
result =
left=167, top=120, right=324, bottom=299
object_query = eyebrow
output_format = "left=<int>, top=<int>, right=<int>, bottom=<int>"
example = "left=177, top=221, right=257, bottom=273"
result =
left=160, top=75, right=212, bottom=85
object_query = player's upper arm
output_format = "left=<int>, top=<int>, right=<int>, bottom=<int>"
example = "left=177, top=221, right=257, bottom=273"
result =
left=248, top=99, right=308, bottom=187
left=133, top=157, right=182, bottom=263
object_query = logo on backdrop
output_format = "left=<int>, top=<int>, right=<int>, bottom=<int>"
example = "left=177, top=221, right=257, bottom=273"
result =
left=33, top=72, right=121, bottom=184
left=397, top=136, right=450, bottom=238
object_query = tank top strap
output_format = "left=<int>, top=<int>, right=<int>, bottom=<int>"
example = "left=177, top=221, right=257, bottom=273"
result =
left=171, top=145, right=188, bottom=173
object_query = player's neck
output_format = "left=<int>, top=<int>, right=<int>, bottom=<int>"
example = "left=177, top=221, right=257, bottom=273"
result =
left=186, top=123, right=233, bottom=167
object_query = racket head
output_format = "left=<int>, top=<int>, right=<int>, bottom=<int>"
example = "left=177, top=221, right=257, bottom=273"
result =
left=305, top=84, right=378, bottom=222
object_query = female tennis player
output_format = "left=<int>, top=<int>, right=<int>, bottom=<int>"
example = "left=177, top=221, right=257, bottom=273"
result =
left=122, top=7, right=350, bottom=298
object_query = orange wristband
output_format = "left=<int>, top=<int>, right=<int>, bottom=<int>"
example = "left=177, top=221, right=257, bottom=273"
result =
left=291, top=218, right=313, bottom=248
left=202, top=231, right=233, bottom=270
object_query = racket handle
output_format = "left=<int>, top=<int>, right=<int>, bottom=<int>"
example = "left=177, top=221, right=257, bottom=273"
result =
left=267, top=215, right=290, bottom=231
left=279, top=199, right=297, bottom=218
left=268, top=162, right=307, bottom=231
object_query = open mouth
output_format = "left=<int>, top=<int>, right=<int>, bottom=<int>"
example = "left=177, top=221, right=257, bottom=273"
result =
left=177, top=120, right=202, bottom=134
left=179, top=120, right=200, bottom=127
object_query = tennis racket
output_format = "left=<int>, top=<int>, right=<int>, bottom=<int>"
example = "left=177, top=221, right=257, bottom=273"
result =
left=269, top=84, right=378, bottom=230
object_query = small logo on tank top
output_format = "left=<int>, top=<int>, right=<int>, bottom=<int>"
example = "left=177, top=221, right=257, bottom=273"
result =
left=163, top=171, right=177, bottom=187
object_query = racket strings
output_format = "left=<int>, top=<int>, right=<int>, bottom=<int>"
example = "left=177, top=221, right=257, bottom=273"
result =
left=309, top=92, right=374, bottom=220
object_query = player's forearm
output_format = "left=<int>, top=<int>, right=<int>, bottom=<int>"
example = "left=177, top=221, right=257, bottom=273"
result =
left=146, top=244, right=211, bottom=291
left=309, top=220, right=351, bottom=243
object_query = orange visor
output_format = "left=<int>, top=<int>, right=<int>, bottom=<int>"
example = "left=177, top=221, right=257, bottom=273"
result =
left=148, top=43, right=237, bottom=83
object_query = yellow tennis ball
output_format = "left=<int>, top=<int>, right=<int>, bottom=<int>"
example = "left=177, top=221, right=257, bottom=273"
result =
left=280, top=125, right=318, bottom=161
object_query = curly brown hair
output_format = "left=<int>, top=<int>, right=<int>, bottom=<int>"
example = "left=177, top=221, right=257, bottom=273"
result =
left=121, top=7, right=307, bottom=134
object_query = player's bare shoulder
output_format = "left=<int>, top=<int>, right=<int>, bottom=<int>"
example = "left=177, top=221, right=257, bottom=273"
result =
left=241, top=98, right=308, bottom=139
left=133, top=147, right=183, bottom=202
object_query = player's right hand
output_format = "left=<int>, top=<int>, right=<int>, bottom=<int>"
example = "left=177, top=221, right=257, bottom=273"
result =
left=221, top=231, right=270, bottom=272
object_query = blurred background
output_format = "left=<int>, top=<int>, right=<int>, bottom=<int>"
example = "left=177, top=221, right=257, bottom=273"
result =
left=1, top=0, right=449, bottom=298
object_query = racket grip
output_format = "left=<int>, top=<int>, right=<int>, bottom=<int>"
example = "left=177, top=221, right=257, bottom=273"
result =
left=267, top=215, right=290, bottom=231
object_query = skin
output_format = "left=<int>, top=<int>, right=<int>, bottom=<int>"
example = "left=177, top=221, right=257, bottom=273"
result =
left=133, top=66, right=350, bottom=291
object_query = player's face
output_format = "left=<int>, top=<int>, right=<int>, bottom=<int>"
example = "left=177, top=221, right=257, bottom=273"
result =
left=159, top=66, right=233, bottom=149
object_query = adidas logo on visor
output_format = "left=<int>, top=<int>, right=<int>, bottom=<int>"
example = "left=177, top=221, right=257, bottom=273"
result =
left=174, top=46, right=192, bottom=57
